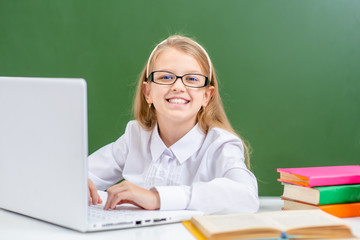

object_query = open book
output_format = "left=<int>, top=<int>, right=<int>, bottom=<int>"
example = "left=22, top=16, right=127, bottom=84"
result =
left=188, top=210, right=355, bottom=240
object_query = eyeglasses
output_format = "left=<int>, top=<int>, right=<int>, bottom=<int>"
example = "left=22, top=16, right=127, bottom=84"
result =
left=147, top=71, right=209, bottom=88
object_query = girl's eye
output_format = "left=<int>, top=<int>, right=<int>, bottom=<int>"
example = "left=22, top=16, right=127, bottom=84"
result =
left=160, top=75, right=173, bottom=80
left=186, top=76, right=200, bottom=82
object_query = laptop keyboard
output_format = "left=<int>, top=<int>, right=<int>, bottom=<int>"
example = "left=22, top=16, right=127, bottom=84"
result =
left=88, top=204, right=147, bottom=221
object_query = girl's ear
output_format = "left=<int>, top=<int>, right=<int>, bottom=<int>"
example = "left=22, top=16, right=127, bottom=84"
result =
left=202, top=86, right=215, bottom=107
left=142, top=82, right=152, bottom=104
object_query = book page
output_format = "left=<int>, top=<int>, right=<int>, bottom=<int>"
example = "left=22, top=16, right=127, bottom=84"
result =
left=280, top=172, right=308, bottom=182
left=258, top=210, right=347, bottom=231
left=192, top=213, right=283, bottom=235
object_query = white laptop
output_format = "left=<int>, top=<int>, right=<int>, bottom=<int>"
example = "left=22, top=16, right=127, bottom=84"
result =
left=0, top=76, right=203, bottom=232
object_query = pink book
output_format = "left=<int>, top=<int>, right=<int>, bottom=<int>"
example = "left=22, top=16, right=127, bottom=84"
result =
left=277, top=165, right=360, bottom=187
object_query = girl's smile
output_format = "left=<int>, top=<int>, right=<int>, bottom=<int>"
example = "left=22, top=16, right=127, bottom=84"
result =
left=166, top=97, right=190, bottom=105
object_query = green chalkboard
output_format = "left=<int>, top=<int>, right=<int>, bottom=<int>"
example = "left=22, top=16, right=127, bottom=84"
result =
left=1, top=0, right=359, bottom=196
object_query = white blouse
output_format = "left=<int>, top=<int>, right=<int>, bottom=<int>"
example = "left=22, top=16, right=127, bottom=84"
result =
left=88, top=120, right=259, bottom=214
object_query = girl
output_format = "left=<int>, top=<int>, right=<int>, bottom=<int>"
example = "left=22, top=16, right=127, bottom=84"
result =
left=88, top=35, right=259, bottom=214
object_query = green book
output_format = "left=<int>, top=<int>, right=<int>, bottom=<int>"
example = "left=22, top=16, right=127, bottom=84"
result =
left=281, top=183, right=360, bottom=205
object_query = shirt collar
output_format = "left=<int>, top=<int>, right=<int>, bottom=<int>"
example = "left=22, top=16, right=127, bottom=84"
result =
left=150, top=123, right=205, bottom=164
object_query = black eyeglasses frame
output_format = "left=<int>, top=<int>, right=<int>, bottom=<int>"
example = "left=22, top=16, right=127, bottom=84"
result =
left=147, top=71, right=210, bottom=88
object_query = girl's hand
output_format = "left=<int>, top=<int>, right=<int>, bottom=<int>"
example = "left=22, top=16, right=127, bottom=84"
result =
left=88, top=178, right=102, bottom=205
left=104, top=180, right=160, bottom=210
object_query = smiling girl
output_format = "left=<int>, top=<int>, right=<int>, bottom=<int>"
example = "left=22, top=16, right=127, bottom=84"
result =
left=88, top=35, right=259, bottom=214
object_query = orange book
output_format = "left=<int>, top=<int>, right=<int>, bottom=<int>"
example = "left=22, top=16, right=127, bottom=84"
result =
left=282, top=198, right=360, bottom=218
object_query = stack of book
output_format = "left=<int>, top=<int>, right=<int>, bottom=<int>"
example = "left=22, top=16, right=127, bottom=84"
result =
left=277, top=165, right=360, bottom=218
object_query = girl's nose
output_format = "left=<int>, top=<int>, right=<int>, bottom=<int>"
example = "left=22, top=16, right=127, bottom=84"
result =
left=170, top=77, right=186, bottom=91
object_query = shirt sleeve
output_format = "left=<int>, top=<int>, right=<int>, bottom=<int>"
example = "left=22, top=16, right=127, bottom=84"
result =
left=155, top=141, right=259, bottom=214
left=88, top=134, right=128, bottom=191
left=188, top=173, right=259, bottom=214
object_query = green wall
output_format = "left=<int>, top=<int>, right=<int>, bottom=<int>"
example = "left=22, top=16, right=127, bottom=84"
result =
left=1, top=0, right=359, bottom=196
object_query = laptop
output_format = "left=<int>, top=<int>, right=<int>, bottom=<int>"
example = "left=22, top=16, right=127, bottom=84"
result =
left=0, top=76, right=203, bottom=232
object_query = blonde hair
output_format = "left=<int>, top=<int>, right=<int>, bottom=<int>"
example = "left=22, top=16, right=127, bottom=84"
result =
left=133, top=35, right=251, bottom=167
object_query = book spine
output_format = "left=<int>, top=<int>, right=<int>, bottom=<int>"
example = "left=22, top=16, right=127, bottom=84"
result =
left=316, top=184, right=360, bottom=205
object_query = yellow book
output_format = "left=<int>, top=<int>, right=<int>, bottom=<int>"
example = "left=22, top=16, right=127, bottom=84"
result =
left=183, top=221, right=207, bottom=240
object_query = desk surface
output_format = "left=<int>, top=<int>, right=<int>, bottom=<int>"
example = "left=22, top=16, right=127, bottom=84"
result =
left=1, top=197, right=360, bottom=240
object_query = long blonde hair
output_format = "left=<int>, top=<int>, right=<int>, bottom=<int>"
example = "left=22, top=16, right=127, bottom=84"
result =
left=133, top=35, right=251, bottom=167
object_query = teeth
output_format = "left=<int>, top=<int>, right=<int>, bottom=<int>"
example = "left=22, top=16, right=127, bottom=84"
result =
left=168, top=98, right=187, bottom=104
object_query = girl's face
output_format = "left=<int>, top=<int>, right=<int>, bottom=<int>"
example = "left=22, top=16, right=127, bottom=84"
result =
left=143, top=47, right=214, bottom=128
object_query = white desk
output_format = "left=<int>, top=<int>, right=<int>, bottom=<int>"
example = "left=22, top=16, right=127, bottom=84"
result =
left=1, top=197, right=359, bottom=240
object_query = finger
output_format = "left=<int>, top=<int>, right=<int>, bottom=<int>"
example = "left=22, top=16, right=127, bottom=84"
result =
left=88, top=179, right=100, bottom=205
left=117, top=199, right=142, bottom=208
left=104, top=193, right=114, bottom=210
left=93, top=192, right=102, bottom=204
left=110, top=191, right=131, bottom=209
left=90, top=187, right=99, bottom=205
left=88, top=191, right=92, bottom=205
left=104, top=185, right=127, bottom=210
left=92, top=193, right=98, bottom=205
left=88, top=187, right=97, bottom=205
left=97, top=194, right=103, bottom=204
